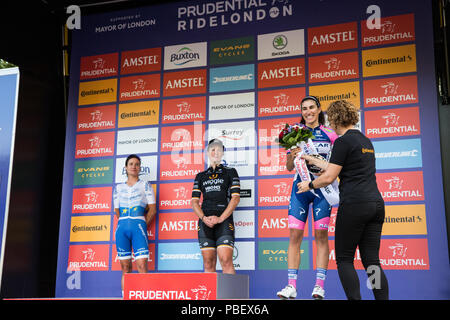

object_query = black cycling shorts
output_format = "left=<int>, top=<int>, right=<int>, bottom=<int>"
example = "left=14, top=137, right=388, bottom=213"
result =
left=198, top=212, right=234, bottom=250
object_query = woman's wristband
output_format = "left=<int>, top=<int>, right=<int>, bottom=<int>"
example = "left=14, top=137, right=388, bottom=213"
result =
left=308, top=181, right=315, bottom=190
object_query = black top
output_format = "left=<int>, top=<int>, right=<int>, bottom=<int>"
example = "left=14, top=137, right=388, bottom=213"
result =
left=191, top=164, right=241, bottom=214
left=329, top=129, right=383, bottom=204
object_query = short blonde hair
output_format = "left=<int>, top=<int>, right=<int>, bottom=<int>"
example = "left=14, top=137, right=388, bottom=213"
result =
left=326, top=100, right=359, bottom=128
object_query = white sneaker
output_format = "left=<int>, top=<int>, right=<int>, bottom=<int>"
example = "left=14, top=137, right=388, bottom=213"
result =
left=312, top=285, right=325, bottom=300
left=277, top=284, right=297, bottom=299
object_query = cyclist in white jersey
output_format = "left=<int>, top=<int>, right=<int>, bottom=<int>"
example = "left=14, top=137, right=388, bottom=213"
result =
left=113, top=154, right=156, bottom=294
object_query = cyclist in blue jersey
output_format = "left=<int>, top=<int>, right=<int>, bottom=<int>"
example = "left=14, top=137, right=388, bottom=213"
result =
left=114, top=154, right=156, bottom=294
left=277, top=96, right=338, bottom=300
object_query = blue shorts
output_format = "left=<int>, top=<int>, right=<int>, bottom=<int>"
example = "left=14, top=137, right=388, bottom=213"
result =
left=288, top=179, right=331, bottom=230
left=115, top=218, right=149, bottom=260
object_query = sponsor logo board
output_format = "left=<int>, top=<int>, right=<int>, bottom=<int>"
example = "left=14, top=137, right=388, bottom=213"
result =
left=308, top=22, right=358, bottom=54
left=379, top=238, right=429, bottom=270
left=258, top=117, right=299, bottom=146
left=365, top=106, right=420, bottom=138
left=159, top=153, right=204, bottom=181
left=361, top=14, right=415, bottom=47
left=258, top=58, right=305, bottom=88
left=258, top=177, right=292, bottom=206
left=73, top=159, right=114, bottom=186
left=68, top=244, right=109, bottom=271
left=309, top=81, right=360, bottom=110
left=207, top=120, right=255, bottom=149
left=163, top=69, right=207, bottom=97
left=160, top=124, right=205, bottom=153
left=258, top=148, right=290, bottom=176
left=373, top=138, right=422, bottom=169
left=80, top=53, right=118, bottom=80
left=115, top=155, right=158, bottom=183
left=257, top=29, right=305, bottom=60
left=75, top=131, right=115, bottom=159
left=308, top=51, right=359, bottom=83
left=164, top=42, right=207, bottom=70
left=209, top=64, right=255, bottom=93
left=258, top=240, right=308, bottom=270
left=120, top=47, right=161, bottom=74
left=209, top=92, right=255, bottom=120
left=159, top=212, right=198, bottom=240
left=363, top=75, right=419, bottom=108
left=78, top=78, right=117, bottom=106
left=119, top=73, right=160, bottom=101
left=376, top=171, right=424, bottom=202
left=233, top=210, right=255, bottom=238
left=116, top=127, right=158, bottom=155
left=222, top=149, right=255, bottom=177
left=72, top=186, right=112, bottom=214
left=77, top=105, right=116, bottom=132
left=317, top=240, right=364, bottom=270
left=162, top=96, right=206, bottom=124
left=216, top=241, right=255, bottom=271
left=158, top=242, right=203, bottom=270
left=383, top=204, right=427, bottom=235
left=258, top=87, right=304, bottom=117
left=112, top=211, right=156, bottom=242
left=70, top=215, right=111, bottom=242
left=112, top=244, right=156, bottom=271
left=210, top=36, right=254, bottom=65
left=258, top=209, right=308, bottom=237
left=118, top=100, right=159, bottom=128
left=159, top=182, right=192, bottom=210
left=362, top=44, right=417, bottom=77
left=238, top=179, right=255, bottom=208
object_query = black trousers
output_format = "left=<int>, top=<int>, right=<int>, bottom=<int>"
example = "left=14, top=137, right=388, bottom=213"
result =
left=335, top=200, right=389, bottom=300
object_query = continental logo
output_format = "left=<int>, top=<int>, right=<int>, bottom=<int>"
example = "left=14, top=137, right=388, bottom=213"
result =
left=363, top=75, right=419, bottom=108
left=70, top=215, right=111, bottom=242
left=210, top=36, right=254, bottom=65
left=118, top=101, right=159, bottom=128
left=258, top=58, right=305, bottom=88
left=80, top=53, right=118, bottom=80
left=362, top=44, right=417, bottom=77
left=309, top=81, right=360, bottom=110
left=308, top=51, right=359, bottom=83
left=382, top=204, right=427, bottom=236
left=162, top=96, right=206, bottom=124
left=361, top=13, right=415, bottom=47
left=121, top=47, right=161, bottom=74
left=76, top=104, right=116, bottom=132
left=361, top=148, right=374, bottom=154
left=163, top=69, right=207, bottom=97
left=73, top=159, right=114, bottom=186
left=308, top=22, right=357, bottom=54
left=365, top=106, right=420, bottom=138
left=376, top=171, right=424, bottom=202
left=119, top=73, right=160, bottom=101
left=78, top=78, right=117, bottom=106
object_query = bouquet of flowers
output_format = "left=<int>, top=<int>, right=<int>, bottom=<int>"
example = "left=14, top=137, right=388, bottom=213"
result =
left=276, top=123, right=315, bottom=150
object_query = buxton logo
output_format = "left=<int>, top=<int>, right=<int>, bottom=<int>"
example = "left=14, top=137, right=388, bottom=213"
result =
left=308, top=51, right=359, bottom=83
left=365, top=107, right=420, bottom=138
left=77, top=104, right=116, bottom=132
left=376, top=171, right=424, bottom=202
left=162, top=96, right=206, bottom=123
left=258, top=87, right=304, bottom=117
left=72, top=186, right=112, bottom=214
left=163, top=69, right=207, bottom=97
left=75, top=131, right=115, bottom=158
left=258, top=58, right=304, bottom=88
left=363, top=75, right=419, bottom=108
left=121, top=47, right=161, bottom=74
left=68, top=245, right=109, bottom=271
left=164, top=42, right=206, bottom=70
left=362, top=13, right=415, bottom=47
left=258, top=178, right=292, bottom=206
left=119, top=74, right=160, bottom=101
left=308, top=22, right=357, bottom=54
left=80, top=53, right=118, bottom=79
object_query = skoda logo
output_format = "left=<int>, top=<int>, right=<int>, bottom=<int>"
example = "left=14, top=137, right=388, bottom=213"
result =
left=273, top=35, right=288, bottom=50
left=233, top=246, right=238, bottom=260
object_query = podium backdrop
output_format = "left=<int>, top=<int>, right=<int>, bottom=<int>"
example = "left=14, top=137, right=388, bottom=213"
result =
left=55, top=0, right=449, bottom=299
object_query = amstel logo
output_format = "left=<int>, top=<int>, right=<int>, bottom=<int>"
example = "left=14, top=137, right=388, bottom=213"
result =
left=363, top=75, right=419, bottom=108
left=376, top=171, right=424, bottom=202
left=258, top=209, right=308, bottom=238
left=258, top=58, right=305, bottom=88
left=163, top=69, right=207, bottom=96
left=158, top=212, right=198, bottom=240
left=308, top=22, right=358, bottom=54
left=77, top=104, right=116, bottom=132
left=80, top=53, right=118, bottom=80
left=361, top=13, right=415, bottom=47
left=121, top=47, right=161, bottom=74
left=364, top=106, right=420, bottom=138
left=162, top=96, right=206, bottom=124
left=119, top=73, right=160, bottom=101
left=111, top=244, right=156, bottom=271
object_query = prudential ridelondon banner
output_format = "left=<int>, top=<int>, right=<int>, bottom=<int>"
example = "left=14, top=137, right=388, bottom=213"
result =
left=0, top=67, right=20, bottom=290
left=56, top=0, right=449, bottom=299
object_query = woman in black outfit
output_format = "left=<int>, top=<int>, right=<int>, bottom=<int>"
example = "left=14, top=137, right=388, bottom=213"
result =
left=297, top=100, right=389, bottom=300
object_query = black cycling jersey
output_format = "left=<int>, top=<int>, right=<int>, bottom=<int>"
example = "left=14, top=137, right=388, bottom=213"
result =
left=191, top=164, right=240, bottom=214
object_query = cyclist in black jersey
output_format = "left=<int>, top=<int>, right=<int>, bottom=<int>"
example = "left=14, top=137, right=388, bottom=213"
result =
left=191, top=139, right=240, bottom=274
